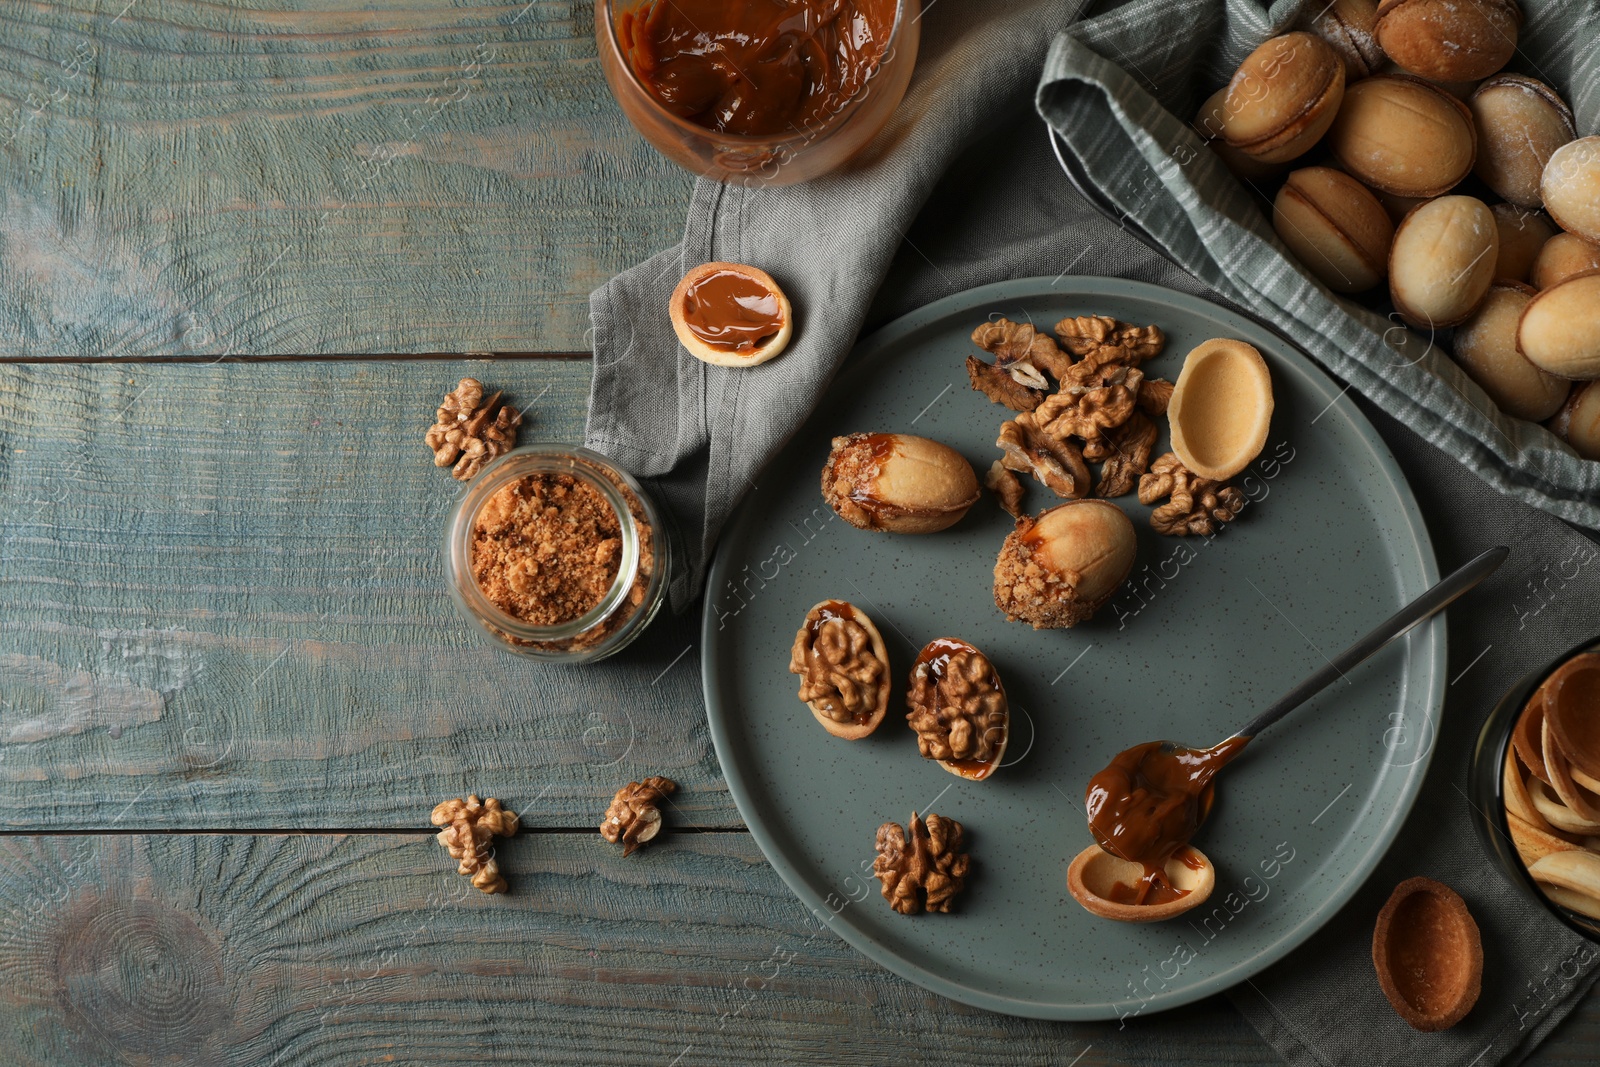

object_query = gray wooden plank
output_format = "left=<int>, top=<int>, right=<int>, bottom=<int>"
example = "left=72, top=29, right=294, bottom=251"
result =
left=0, top=831, right=1297, bottom=1066
left=0, top=0, right=692, bottom=359
left=0, top=359, right=728, bottom=829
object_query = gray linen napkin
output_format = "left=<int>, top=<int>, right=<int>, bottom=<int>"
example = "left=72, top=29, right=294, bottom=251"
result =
left=1036, top=0, right=1600, bottom=536
left=586, top=2, right=1600, bottom=1062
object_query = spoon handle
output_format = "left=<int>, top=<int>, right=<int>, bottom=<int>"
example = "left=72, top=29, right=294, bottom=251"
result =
left=1233, top=545, right=1509, bottom=742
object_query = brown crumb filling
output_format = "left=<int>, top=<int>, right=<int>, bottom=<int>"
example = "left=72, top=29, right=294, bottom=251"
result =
left=471, top=473, right=625, bottom=627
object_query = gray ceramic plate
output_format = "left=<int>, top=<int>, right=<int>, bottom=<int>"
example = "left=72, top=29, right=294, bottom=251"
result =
left=701, top=277, right=1443, bottom=1020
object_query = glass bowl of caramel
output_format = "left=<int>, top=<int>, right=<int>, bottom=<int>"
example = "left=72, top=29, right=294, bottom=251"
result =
left=596, top=0, right=920, bottom=186
left=1468, top=634, right=1600, bottom=943
left=444, top=445, right=670, bottom=662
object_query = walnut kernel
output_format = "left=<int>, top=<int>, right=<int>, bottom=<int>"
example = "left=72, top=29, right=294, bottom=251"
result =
left=426, top=378, right=523, bottom=480
left=431, top=795, right=520, bottom=894
left=996, top=413, right=1090, bottom=499
left=600, top=776, right=677, bottom=856
left=1138, top=452, right=1247, bottom=536
left=873, top=811, right=971, bottom=915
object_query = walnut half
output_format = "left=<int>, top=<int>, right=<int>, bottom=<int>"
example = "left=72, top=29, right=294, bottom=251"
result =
left=906, top=638, right=1008, bottom=780
left=789, top=600, right=891, bottom=739
left=426, top=378, right=523, bottom=480
left=431, top=795, right=520, bottom=894
left=873, top=811, right=971, bottom=915
left=1138, top=452, right=1246, bottom=536
left=600, top=776, right=677, bottom=856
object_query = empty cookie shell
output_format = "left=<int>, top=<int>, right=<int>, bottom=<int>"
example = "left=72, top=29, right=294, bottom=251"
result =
left=1528, top=851, right=1600, bottom=920
left=670, top=261, right=793, bottom=367
left=1167, top=338, right=1274, bottom=482
left=1067, top=843, right=1216, bottom=923
left=1543, top=652, right=1600, bottom=780
left=788, top=600, right=891, bottom=740
left=1371, top=876, right=1483, bottom=1032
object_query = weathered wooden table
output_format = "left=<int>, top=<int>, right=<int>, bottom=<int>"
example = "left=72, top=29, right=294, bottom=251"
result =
left=2, top=3, right=1596, bottom=1064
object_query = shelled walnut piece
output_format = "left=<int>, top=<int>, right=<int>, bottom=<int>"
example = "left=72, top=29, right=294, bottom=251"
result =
left=1138, top=453, right=1246, bottom=536
left=600, top=776, right=677, bottom=856
left=431, top=795, right=520, bottom=894
left=426, top=378, right=522, bottom=480
left=971, top=318, right=1073, bottom=387
left=873, top=811, right=971, bottom=915
left=970, top=314, right=1168, bottom=504
left=966, top=355, right=1043, bottom=412
left=984, top=461, right=1027, bottom=520
left=996, top=413, right=1090, bottom=499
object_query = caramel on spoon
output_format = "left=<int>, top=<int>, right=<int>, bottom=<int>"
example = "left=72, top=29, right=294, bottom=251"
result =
left=1079, top=546, right=1508, bottom=913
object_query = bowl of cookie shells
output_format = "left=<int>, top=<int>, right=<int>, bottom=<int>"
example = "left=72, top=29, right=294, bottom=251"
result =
left=1470, top=634, right=1600, bottom=942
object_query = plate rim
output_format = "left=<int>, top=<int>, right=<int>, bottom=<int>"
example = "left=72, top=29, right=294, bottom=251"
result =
left=700, top=275, right=1444, bottom=1020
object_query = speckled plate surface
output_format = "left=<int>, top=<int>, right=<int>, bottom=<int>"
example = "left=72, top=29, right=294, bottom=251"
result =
left=700, top=277, right=1443, bottom=1020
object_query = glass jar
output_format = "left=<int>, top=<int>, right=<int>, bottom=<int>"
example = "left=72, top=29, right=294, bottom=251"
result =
left=1467, top=633, right=1600, bottom=943
left=595, top=0, right=920, bottom=186
left=444, top=445, right=670, bottom=663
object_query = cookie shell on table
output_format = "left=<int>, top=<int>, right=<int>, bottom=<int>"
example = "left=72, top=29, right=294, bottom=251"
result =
left=669, top=261, right=793, bottom=368
left=1220, top=32, right=1346, bottom=165
left=1272, top=166, right=1394, bottom=293
left=1517, top=272, right=1600, bottom=380
left=1452, top=282, right=1570, bottom=422
left=1470, top=76, right=1576, bottom=210
left=1167, top=338, right=1275, bottom=481
left=1371, top=876, right=1484, bottom=1032
left=1388, top=195, right=1498, bottom=329
left=1067, top=843, right=1215, bottom=923
left=1374, top=0, right=1521, bottom=82
left=1326, top=75, right=1478, bottom=198
left=1548, top=381, right=1600, bottom=461
left=1531, top=232, right=1600, bottom=290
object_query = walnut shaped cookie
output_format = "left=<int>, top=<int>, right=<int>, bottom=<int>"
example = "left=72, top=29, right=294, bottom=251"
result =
left=788, top=600, right=891, bottom=740
left=993, top=500, right=1137, bottom=629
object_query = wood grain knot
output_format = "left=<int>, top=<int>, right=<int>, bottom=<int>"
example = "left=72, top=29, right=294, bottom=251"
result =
left=55, top=897, right=229, bottom=1058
